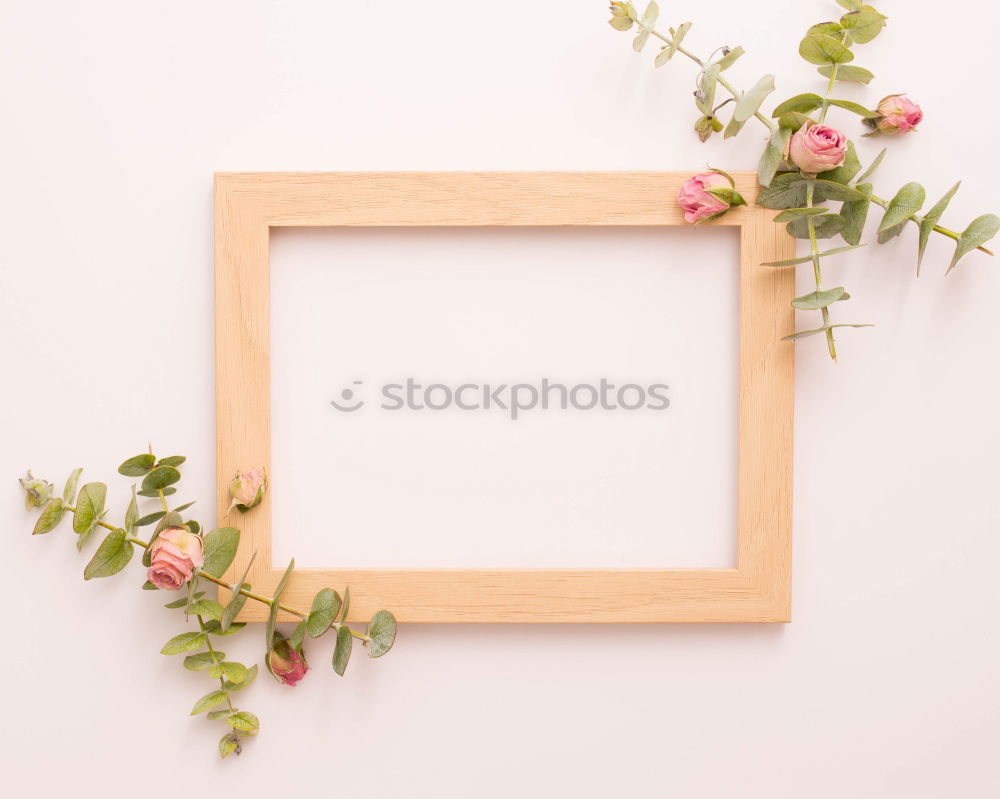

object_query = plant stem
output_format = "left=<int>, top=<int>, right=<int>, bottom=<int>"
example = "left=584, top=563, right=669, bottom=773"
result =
left=125, top=530, right=371, bottom=643
left=198, top=614, right=236, bottom=713
left=157, top=488, right=169, bottom=513
left=805, top=181, right=837, bottom=360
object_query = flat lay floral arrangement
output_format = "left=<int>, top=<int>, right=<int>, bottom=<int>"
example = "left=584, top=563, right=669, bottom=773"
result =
left=609, top=0, right=999, bottom=359
left=20, top=455, right=396, bottom=760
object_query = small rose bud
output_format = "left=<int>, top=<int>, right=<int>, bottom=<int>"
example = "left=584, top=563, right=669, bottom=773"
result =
left=267, top=634, right=309, bottom=687
left=677, top=170, right=745, bottom=224
left=784, top=121, right=847, bottom=176
left=608, top=2, right=637, bottom=31
left=228, top=468, right=266, bottom=513
left=872, top=94, right=923, bottom=135
left=19, top=470, right=54, bottom=511
left=147, top=526, right=204, bottom=590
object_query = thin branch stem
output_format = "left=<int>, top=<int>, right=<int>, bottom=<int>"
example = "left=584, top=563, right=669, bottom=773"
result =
left=805, top=181, right=837, bottom=360
left=198, top=614, right=236, bottom=713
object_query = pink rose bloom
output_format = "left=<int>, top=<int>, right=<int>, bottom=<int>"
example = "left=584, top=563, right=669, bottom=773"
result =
left=785, top=122, right=847, bottom=175
left=268, top=637, right=309, bottom=686
left=875, top=94, right=923, bottom=135
left=147, top=526, right=204, bottom=590
left=677, top=172, right=730, bottom=223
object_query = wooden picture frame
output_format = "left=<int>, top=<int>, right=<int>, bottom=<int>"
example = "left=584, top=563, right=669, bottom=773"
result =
left=214, top=172, right=794, bottom=623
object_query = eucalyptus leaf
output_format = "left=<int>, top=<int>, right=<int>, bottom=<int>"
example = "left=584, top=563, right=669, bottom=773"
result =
left=798, top=33, right=854, bottom=65
left=227, top=711, right=259, bottom=733
left=825, top=98, right=877, bottom=117
left=219, top=734, right=240, bottom=759
left=786, top=214, right=845, bottom=240
left=697, top=65, right=720, bottom=114
left=783, top=323, right=873, bottom=341
left=757, top=128, right=791, bottom=187
left=200, top=527, right=240, bottom=578
left=138, top=487, right=175, bottom=498
left=632, top=27, right=651, bottom=53
left=368, top=610, right=397, bottom=658
left=878, top=182, right=926, bottom=234
left=834, top=0, right=862, bottom=10
left=340, top=586, right=351, bottom=623
left=214, top=662, right=248, bottom=684
left=773, top=207, right=830, bottom=222
left=715, top=45, right=744, bottom=71
left=792, top=287, right=849, bottom=310
left=189, top=599, right=225, bottom=620
left=224, top=664, right=258, bottom=692
left=840, top=182, right=874, bottom=245
left=124, top=486, right=139, bottom=535
left=817, top=64, right=874, bottom=85
left=660, top=21, right=691, bottom=64
left=756, top=174, right=808, bottom=209
left=184, top=651, right=225, bottom=671
left=761, top=243, right=866, bottom=267
left=771, top=93, right=823, bottom=117
left=733, top=74, right=775, bottom=123
left=165, top=591, right=202, bottom=609
left=135, top=511, right=167, bottom=527
left=118, top=454, right=155, bottom=477
left=141, top=466, right=181, bottom=493
left=221, top=552, right=256, bottom=633
left=202, top=619, right=245, bottom=636
left=947, top=214, right=1000, bottom=274
left=32, top=498, right=65, bottom=535
left=811, top=180, right=866, bottom=203
left=918, top=182, right=961, bottom=274
left=808, top=22, right=843, bottom=37
left=62, top=468, right=82, bottom=505
left=161, top=631, right=207, bottom=655
left=818, top=141, right=861, bottom=186
left=307, top=588, right=342, bottom=638
left=265, top=559, right=295, bottom=651
left=332, top=625, right=352, bottom=676
left=158, top=456, right=186, bottom=468
left=73, top=482, right=107, bottom=536
left=840, top=8, right=887, bottom=44
left=778, top=111, right=813, bottom=132
left=208, top=709, right=233, bottom=721
left=855, top=148, right=887, bottom=184
left=84, top=528, right=133, bottom=580
left=191, top=690, right=228, bottom=715
left=289, top=620, right=306, bottom=649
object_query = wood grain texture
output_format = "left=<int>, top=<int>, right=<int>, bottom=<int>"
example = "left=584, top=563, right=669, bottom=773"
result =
left=214, top=172, right=794, bottom=623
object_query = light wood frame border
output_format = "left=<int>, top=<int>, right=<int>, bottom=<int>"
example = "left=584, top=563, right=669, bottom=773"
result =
left=215, top=172, right=794, bottom=623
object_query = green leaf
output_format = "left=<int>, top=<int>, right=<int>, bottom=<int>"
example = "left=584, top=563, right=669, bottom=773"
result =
left=220, top=554, right=256, bottom=633
left=696, top=65, right=720, bottom=115
left=878, top=182, right=925, bottom=235
left=141, top=466, right=181, bottom=493
left=135, top=511, right=167, bottom=527
left=771, top=93, right=823, bottom=117
left=307, top=588, right=342, bottom=638
left=142, top=580, right=158, bottom=590
left=184, top=651, right=225, bottom=671
left=203, top=619, right=245, bottom=636
left=786, top=214, right=845, bottom=240
left=208, top=709, right=233, bottom=720
left=289, top=620, right=306, bottom=649
left=138, top=487, right=175, bottom=498
left=778, top=111, right=813, bottom=132
left=825, top=98, right=877, bottom=117
left=761, top=243, right=866, bottom=267
left=172, top=501, right=195, bottom=514
left=158, top=456, right=186, bottom=468
left=817, top=64, right=874, bottom=85
left=161, top=631, right=207, bottom=655
left=118, top=454, right=155, bottom=477
left=948, top=214, right=1000, bottom=274
left=855, top=148, right=887, bottom=184
left=834, top=0, right=863, bottom=10
left=340, top=585, right=351, bottom=622
left=265, top=559, right=295, bottom=651
left=201, top=527, right=240, bottom=578
left=811, top=180, right=867, bottom=203
left=227, top=711, right=259, bottom=733
left=62, top=468, right=82, bottom=504
left=32, top=498, right=65, bottom=535
left=798, top=33, right=854, bottom=65
left=757, top=128, right=791, bottom=187
left=191, top=690, right=228, bottom=715
left=840, top=182, right=874, bottom=245
left=212, top=662, right=249, bottom=684
left=124, top=486, right=139, bottom=535
left=368, top=610, right=397, bottom=658
left=219, top=733, right=241, bottom=759
left=655, top=21, right=691, bottom=66
left=165, top=591, right=202, bottom=609
left=756, top=174, right=808, bottom=209
left=808, top=22, right=843, bottom=37
left=792, top=287, right=850, bottom=310
left=73, top=482, right=107, bottom=536
left=642, top=1, right=658, bottom=24
left=783, top=323, right=873, bottom=341
left=84, top=529, right=134, bottom=579
left=773, top=207, right=830, bottom=222
left=224, top=664, right=258, bottom=692
left=715, top=45, right=744, bottom=71
left=332, top=625, right=353, bottom=676
left=733, top=74, right=775, bottom=123
left=818, top=141, right=861, bottom=186
left=632, top=27, right=651, bottom=53
left=840, top=8, right=887, bottom=44
left=918, top=182, right=961, bottom=274
left=189, top=599, right=225, bottom=621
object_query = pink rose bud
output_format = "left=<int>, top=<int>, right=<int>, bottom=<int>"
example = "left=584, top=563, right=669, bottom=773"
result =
left=677, top=171, right=745, bottom=224
left=146, top=526, right=205, bottom=590
left=228, top=468, right=266, bottom=513
left=874, top=94, right=923, bottom=135
left=784, top=122, right=847, bottom=175
left=267, top=635, right=309, bottom=687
